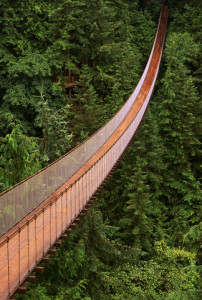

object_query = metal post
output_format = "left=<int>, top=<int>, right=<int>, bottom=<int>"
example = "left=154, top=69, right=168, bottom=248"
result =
left=7, top=238, right=10, bottom=296
left=65, top=189, right=67, bottom=231
left=70, top=185, right=73, bottom=223
left=55, top=198, right=57, bottom=239
left=18, top=228, right=21, bottom=284
left=50, top=203, right=52, bottom=247
left=43, top=209, right=45, bottom=255
left=35, top=215, right=37, bottom=263
left=60, top=192, right=63, bottom=232
left=27, top=221, right=30, bottom=273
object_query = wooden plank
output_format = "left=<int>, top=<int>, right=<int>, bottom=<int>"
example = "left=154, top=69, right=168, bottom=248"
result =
left=70, top=223, right=77, bottom=229
left=79, top=212, right=87, bottom=217
left=61, top=234, right=68, bottom=240
left=26, top=275, right=36, bottom=283
left=63, top=82, right=78, bottom=89
left=55, top=241, right=63, bottom=247
left=35, top=266, right=44, bottom=273
left=16, top=286, right=27, bottom=294
left=86, top=204, right=91, bottom=208
left=48, top=248, right=57, bottom=255
left=41, top=256, right=51, bottom=263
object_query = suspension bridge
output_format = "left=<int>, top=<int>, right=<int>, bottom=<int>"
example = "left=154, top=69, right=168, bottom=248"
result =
left=0, top=6, right=168, bottom=300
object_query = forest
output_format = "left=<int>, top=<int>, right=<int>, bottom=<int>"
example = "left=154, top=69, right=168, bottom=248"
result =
left=0, top=0, right=201, bottom=299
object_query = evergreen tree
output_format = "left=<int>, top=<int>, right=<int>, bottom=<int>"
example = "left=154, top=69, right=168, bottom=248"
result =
left=120, top=165, right=152, bottom=251
left=36, top=101, right=73, bottom=166
left=156, top=31, right=201, bottom=244
left=69, top=65, right=102, bottom=144
left=0, top=121, right=40, bottom=190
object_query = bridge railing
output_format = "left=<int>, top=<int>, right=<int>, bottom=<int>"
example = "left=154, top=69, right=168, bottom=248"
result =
left=0, top=6, right=168, bottom=300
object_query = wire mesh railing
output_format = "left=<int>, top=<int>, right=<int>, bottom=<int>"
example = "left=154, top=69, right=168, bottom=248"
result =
left=0, top=6, right=168, bottom=300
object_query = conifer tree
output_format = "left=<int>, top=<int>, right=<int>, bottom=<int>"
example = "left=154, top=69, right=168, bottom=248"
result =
left=0, top=121, right=40, bottom=190
left=36, top=102, right=73, bottom=165
left=120, top=165, right=152, bottom=251
left=69, top=65, right=102, bottom=144
left=156, top=32, right=201, bottom=244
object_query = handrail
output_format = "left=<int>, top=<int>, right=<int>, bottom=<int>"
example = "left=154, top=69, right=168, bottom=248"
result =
left=0, top=6, right=168, bottom=300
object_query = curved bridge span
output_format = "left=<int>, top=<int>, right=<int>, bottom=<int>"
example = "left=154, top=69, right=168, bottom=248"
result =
left=0, top=6, right=168, bottom=300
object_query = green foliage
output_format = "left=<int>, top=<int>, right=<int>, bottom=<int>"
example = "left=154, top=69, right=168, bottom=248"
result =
left=183, top=222, right=202, bottom=265
left=0, top=0, right=74, bottom=137
left=70, top=65, right=102, bottom=144
left=155, top=29, right=201, bottom=244
left=120, top=165, right=152, bottom=251
left=0, top=121, right=40, bottom=190
left=18, top=285, right=50, bottom=300
left=36, top=101, right=73, bottom=165
left=102, top=240, right=199, bottom=299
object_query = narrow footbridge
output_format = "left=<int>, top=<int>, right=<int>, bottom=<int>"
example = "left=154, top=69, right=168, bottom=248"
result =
left=0, top=6, right=168, bottom=300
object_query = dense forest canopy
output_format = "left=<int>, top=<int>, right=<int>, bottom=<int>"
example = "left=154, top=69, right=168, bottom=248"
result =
left=0, top=0, right=201, bottom=299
